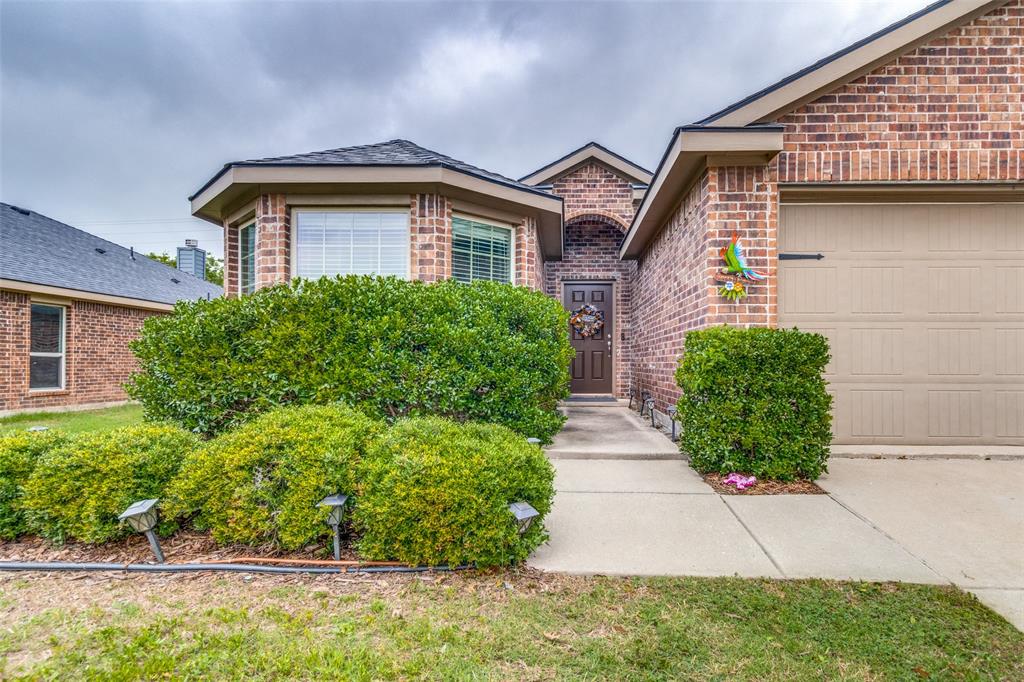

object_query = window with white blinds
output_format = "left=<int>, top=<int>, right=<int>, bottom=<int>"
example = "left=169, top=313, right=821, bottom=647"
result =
left=451, top=216, right=513, bottom=284
left=295, top=211, right=409, bottom=279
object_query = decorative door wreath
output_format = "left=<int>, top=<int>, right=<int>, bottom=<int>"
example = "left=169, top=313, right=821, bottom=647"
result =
left=569, top=304, right=605, bottom=338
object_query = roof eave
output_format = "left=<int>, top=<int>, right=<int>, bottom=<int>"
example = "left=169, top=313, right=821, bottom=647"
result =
left=619, top=126, right=785, bottom=260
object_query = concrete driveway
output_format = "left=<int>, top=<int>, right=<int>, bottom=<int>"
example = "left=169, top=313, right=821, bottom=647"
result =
left=529, top=404, right=1024, bottom=629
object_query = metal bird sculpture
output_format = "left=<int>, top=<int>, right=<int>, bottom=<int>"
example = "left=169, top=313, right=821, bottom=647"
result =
left=720, top=234, right=767, bottom=281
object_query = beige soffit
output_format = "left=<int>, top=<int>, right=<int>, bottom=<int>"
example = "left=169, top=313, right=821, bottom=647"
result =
left=190, top=165, right=565, bottom=260
left=519, top=142, right=654, bottom=186
left=1, top=279, right=175, bottom=312
left=619, top=126, right=784, bottom=259
left=699, top=0, right=1006, bottom=126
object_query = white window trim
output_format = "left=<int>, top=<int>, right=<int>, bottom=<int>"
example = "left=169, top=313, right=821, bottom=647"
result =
left=238, top=222, right=256, bottom=295
left=289, top=207, right=411, bottom=280
left=451, top=212, right=516, bottom=284
left=29, top=303, right=66, bottom=392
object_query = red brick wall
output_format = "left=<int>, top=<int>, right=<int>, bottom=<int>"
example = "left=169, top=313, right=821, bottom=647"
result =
left=515, top=215, right=543, bottom=289
left=0, top=291, right=158, bottom=413
left=631, top=0, right=1023, bottom=412
left=553, top=162, right=637, bottom=228
left=777, top=0, right=1023, bottom=184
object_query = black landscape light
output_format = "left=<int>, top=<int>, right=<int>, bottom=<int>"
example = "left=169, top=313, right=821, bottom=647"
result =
left=526, top=437, right=542, bottom=446
left=667, top=405, right=679, bottom=441
left=118, top=498, right=165, bottom=563
left=645, top=398, right=656, bottom=427
left=318, top=493, right=349, bottom=560
left=508, top=501, right=539, bottom=535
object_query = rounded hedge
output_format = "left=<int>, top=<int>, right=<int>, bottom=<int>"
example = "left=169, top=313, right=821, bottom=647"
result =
left=354, top=416, right=555, bottom=568
left=675, top=326, right=833, bottom=481
left=0, top=430, right=68, bottom=540
left=21, top=425, right=198, bottom=544
left=165, top=403, right=381, bottom=550
left=127, top=276, right=573, bottom=441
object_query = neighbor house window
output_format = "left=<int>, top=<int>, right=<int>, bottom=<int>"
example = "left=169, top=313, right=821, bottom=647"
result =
left=30, top=303, right=65, bottom=390
left=451, top=216, right=513, bottom=284
left=239, top=223, right=256, bottom=295
left=294, top=210, right=409, bottom=279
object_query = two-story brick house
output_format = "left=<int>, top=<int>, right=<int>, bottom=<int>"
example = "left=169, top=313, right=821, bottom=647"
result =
left=191, top=0, right=1023, bottom=453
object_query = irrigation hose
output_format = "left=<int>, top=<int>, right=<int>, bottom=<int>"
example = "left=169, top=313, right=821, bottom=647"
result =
left=0, top=561, right=470, bottom=575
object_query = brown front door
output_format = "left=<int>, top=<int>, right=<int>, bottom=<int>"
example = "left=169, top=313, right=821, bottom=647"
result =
left=564, top=282, right=614, bottom=394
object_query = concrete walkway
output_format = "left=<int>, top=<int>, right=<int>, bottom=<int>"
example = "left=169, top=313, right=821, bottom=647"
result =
left=546, top=403, right=679, bottom=459
left=529, top=404, right=1024, bottom=630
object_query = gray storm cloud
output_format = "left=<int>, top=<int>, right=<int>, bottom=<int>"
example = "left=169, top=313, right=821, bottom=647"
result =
left=1, top=0, right=926, bottom=257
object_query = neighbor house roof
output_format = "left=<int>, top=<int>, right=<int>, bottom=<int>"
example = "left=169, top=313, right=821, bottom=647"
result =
left=190, top=138, right=566, bottom=260
left=619, top=0, right=1007, bottom=259
left=519, top=141, right=654, bottom=187
left=0, top=203, right=222, bottom=310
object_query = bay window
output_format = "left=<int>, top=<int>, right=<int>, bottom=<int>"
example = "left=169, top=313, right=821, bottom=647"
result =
left=451, top=216, right=513, bottom=284
left=30, top=303, right=65, bottom=390
left=294, top=210, right=409, bottom=279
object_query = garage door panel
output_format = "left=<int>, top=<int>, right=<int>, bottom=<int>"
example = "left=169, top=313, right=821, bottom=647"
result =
left=780, top=202, right=1024, bottom=446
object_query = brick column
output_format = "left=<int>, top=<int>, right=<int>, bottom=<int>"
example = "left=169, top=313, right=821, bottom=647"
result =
left=515, top=216, right=542, bottom=290
left=222, top=222, right=239, bottom=298
left=409, top=193, right=451, bottom=282
left=256, top=194, right=291, bottom=289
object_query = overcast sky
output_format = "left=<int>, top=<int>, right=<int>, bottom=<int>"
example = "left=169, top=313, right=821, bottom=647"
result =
left=2, top=0, right=928, bottom=259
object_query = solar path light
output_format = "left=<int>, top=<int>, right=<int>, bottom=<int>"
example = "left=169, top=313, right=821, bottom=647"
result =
left=526, top=438, right=541, bottom=445
left=318, top=493, right=349, bottom=560
left=644, top=398, right=656, bottom=427
left=508, top=501, right=539, bottom=535
left=118, top=498, right=165, bottom=563
left=667, top=405, right=679, bottom=441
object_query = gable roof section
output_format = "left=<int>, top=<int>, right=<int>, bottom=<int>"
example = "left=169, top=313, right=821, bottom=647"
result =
left=620, top=0, right=1009, bottom=259
left=190, top=139, right=550, bottom=202
left=696, top=0, right=1007, bottom=126
left=0, top=203, right=222, bottom=309
left=519, top=141, right=654, bottom=186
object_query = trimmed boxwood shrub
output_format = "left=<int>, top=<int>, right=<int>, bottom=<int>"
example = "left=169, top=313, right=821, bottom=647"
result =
left=165, top=404, right=380, bottom=550
left=0, top=430, right=68, bottom=539
left=127, top=276, right=573, bottom=440
left=675, top=326, right=832, bottom=481
left=355, top=416, right=555, bottom=568
left=21, top=425, right=198, bottom=543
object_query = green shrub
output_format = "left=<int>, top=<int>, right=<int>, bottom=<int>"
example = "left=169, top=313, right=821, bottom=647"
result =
left=355, top=416, right=555, bottom=567
left=0, top=430, right=68, bottom=539
left=675, top=326, right=832, bottom=481
left=21, top=425, right=198, bottom=543
left=127, top=276, right=573, bottom=440
left=165, top=404, right=380, bottom=550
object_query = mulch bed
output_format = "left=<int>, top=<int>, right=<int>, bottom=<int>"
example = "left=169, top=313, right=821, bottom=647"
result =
left=0, top=530, right=353, bottom=565
left=702, top=473, right=826, bottom=495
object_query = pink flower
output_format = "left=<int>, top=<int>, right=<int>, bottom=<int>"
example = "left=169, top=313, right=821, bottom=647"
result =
left=724, top=473, right=757, bottom=490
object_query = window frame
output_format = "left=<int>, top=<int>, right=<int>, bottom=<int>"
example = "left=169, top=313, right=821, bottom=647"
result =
left=451, top=213, right=516, bottom=284
left=238, top=222, right=256, bottom=295
left=29, top=302, right=66, bottom=392
left=290, top=207, right=411, bottom=281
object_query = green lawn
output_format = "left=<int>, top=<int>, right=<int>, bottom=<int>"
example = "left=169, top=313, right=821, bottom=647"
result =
left=0, top=404, right=144, bottom=435
left=1, top=573, right=1020, bottom=680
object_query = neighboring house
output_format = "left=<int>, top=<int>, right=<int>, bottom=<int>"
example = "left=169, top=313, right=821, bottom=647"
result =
left=0, top=203, right=222, bottom=414
left=191, top=0, right=1022, bottom=452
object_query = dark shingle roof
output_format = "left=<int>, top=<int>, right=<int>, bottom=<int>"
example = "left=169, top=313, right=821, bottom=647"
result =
left=190, top=139, right=553, bottom=201
left=0, top=203, right=223, bottom=306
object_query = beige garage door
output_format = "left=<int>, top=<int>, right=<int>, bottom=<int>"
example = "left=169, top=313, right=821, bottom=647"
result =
left=779, top=202, right=1024, bottom=446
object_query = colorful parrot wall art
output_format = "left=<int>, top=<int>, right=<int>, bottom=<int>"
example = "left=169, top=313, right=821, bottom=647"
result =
left=714, top=234, right=768, bottom=302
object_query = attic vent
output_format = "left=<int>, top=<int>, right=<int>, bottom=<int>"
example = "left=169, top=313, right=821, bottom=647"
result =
left=170, top=277, right=180, bottom=284
left=95, top=247, right=107, bottom=255
left=9, top=205, right=30, bottom=216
